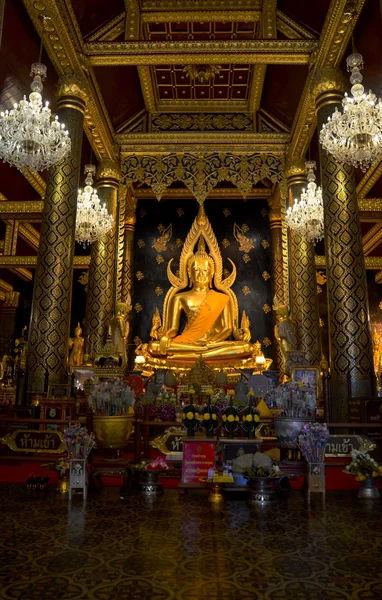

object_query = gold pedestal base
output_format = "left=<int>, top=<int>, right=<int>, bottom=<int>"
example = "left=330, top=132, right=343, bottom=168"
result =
left=208, top=482, right=224, bottom=504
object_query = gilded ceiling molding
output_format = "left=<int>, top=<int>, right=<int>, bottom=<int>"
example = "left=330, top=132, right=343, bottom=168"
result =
left=141, top=11, right=261, bottom=23
left=24, top=170, right=46, bottom=198
left=133, top=187, right=272, bottom=200
left=0, top=256, right=91, bottom=269
left=84, top=40, right=317, bottom=67
left=356, top=160, right=382, bottom=199
left=249, top=0, right=277, bottom=116
left=87, top=12, right=126, bottom=42
left=150, top=113, right=254, bottom=132
left=141, top=0, right=261, bottom=9
left=156, top=99, right=248, bottom=113
left=375, top=271, right=382, bottom=284
left=121, top=152, right=286, bottom=204
left=362, top=223, right=382, bottom=256
left=18, top=223, right=40, bottom=251
left=0, top=201, right=44, bottom=219
left=358, top=198, right=382, bottom=213
left=124, top=0, right=140, bottom=40
left=276, top=10, right=316, bottom=40
left=117, top=131, right=289, bottom=153
left=315, top=255, right=382, bottom=270
left=22, top=0, right=116, bottom=161
left=138, top=65, right=156, bottom=112
left=287, top=0, right=366, bottom=160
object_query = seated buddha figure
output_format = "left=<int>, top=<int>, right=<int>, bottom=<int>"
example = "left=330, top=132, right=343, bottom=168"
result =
left=146, top=205, right=257, bottom=367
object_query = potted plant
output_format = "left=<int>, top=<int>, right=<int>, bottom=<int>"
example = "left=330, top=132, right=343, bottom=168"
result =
left=344, top=449, right=382, bottom=498
left=234, top=452, right=282, bottom=504
left=272, top=381, right=316, bottom=448
left=88, top=378, right=135, bottom=449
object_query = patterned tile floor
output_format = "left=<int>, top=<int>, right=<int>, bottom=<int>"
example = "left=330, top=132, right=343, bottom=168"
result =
left=0, top=484, right=381, bottom=600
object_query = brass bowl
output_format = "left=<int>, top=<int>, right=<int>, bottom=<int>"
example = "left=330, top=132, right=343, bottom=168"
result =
left=93, top=410, right=134, bottom=449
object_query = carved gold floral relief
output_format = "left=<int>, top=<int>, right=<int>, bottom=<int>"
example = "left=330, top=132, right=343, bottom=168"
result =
left=136, top=271, right=144, bottom=280
left=134, top=304, right=143, bottom=313
left=263, top=337, right=272, bottom=347
left=155, top=286, right=163, bottom=296
left=134, top=336, right=143, bottom=346
left=222, top=238, right=230, bottom=248
left=152, top=224, right=172, bottom=252
left=137, top=239, right=145, bottom=248
left=177, top=208, right=184, bottom=217
left=156, top=255, right=165, bottom=264
left=316, top=271, right=327, bottom=285
left=243, top=254, right=251, bottom=263
left=261, top=208, right=269, bottom=218
left=233, top=223, right=254, bottom=253
left=262, top=271, right=270, bottom=281
left=223, top=208, right=231, bottom=217
left=263, top=304, right=271, bottom=314
left=261, top=239, right=270, bottom=249
left=242, top=286, right=251, bottom=296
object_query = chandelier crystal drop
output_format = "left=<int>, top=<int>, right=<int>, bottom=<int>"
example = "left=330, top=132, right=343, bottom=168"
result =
left=0, top=62, right=71, bottom=172
left=75, top=164, right=114, bottom=247
left=319, top=52, right=382, bottom=172
left=285, top=161, right=324, bottom=245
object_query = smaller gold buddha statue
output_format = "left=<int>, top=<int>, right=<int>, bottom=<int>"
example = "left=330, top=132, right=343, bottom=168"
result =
left=68, top=323, right=85, bottom=367
left=109, top=301, right=132, bottom=365
left=372, top=326, right=381, bottom=374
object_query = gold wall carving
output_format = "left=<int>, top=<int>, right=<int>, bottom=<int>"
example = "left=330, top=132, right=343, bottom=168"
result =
left=362, top=223, right=382, bottom=256
left=26, top=101, right=85, bottom=393
left=316, top=96, right=373, bottom=421
left=356, top=160, right=382, bottom=199
left=249, top=0, right=277, bottom=115
left=115, top=185, right=127, bottom=304
left=0, top=256, right=90, bottom=269
left=150, top=113, right=254, bottom=131
left=315, top=255, right=382, bottom=270
left=141, top=0, right=261, bottom=9
left=121, top=152, right=285, bottom=204
left=85, top=39, right=317, bottom=67
left=141, top=11, right=261, bottom=24
left=124, top=0, right=140, bottom=41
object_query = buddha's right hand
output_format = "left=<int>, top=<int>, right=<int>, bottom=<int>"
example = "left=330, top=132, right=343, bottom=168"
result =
left=159, top=335, right=170, bottom=355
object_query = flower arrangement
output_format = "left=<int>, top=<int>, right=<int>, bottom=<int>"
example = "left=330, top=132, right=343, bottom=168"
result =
left=241, top=395, right=261, bottom=439
left=88, top=378, right=135, bottom=416
left=156, top=388, right=177, bottom=421
left=270, top=381, right=316, bottom=417
left=63, top=423, right=96, bottom=459
left=146, top=456, right=169, bottom=471
left=182, top=404, right=200, bottom=436
left=200, top=399, right=218, bottom=437
left=243, top=464, right=282, bottom=479
left=211, top=389, right=229, bottom=417
left=298, top=422, right=330, bottom=465
left=344, top=449, right=382, bottom=481
left=222, top=391, right=240, bottom=439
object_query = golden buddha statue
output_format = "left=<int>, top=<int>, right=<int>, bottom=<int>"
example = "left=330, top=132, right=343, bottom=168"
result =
left=68, top=323, right=85, bottom=367
left=273, top=299, right=298, bottom=376
left=109, top=301, right=132, bottom=365
left=372, top=326, right=381, bottom=373
left=141, top=204, right=270, bottom=370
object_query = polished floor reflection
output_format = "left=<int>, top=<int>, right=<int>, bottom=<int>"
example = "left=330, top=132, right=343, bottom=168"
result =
left=0, top=484, right=381, bottom=599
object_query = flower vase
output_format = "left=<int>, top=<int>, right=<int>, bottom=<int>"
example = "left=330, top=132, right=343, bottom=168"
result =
left=358, top=475, right=380, bottom=499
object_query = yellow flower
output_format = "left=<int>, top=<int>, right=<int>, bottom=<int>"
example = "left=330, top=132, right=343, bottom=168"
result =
left=228, top=389, right=235, bottom=396
left=297, top=381, right=304, bottom=388
left=248, top=389, right=255, bottom=397
left=188, top=388, right=195, bottom=395
left=186, top=411, right=194, bottom=420
left=246, top=414, right=253, bottom=422
left=227, top=415, right=235, bottom=423
left=372, top=471, right=378, bottom=477
left=254, top=415, right=260, bottom=422
left=212, top=414, right=217, bottom=421
left=222, top=415, right=227, bottom=422
left=204, top=413, right=210, bottom=420
left=235, top=416, right=240, bottom=422
left=181, top=412, right=186, bottom=420
left=206, top=388, right=214, bottom=396
left=356, top=475, right=366, bottom=481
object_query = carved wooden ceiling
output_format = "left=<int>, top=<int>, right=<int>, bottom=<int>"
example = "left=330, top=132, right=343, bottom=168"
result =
left=2, top=0, right=382, bottom=299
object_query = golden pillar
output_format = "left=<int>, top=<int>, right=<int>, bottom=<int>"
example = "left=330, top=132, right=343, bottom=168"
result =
left=0, top=291, right=20, bottom=356
left=121, top=191, right=137, bottom=364
left=269, top=185, right=287, bottom=374
left=85, top=160, right=120, bottom=359
left=26, top=76, right=87, bottom=393
left=286, top=158, right=321, bottom=366
left=313, top=68, right=374, bottom=421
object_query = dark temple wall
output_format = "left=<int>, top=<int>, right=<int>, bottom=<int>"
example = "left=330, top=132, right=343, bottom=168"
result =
left=132, top=198, right=274, bottom=361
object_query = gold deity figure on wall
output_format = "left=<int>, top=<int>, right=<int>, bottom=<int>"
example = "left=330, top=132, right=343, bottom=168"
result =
left=109, top=301, right=132, bottom=365
left=68, top=323, right=85, bottom=367
left=372, top=326, right=381, bottom=374
left=142, top=204, right=270, bottom=370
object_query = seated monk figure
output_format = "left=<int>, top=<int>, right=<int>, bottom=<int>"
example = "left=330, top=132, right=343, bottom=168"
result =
left=147, top=240, right=254, bottom=363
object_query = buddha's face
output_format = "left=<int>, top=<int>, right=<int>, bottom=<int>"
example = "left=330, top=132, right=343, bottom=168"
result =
left=190, top=257, right=213, bottom=288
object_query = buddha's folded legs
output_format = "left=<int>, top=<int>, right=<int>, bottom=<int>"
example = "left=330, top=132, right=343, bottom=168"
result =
left=147, top=340, right=253, bottom=359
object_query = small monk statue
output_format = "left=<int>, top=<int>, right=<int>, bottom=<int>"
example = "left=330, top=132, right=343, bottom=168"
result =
left=68, top=323, right=85, bottom=367
left=273, top=300, right=297, bottom=375
left=109, top=301, right=131, bottom=365
left=147, top=238, right=253, bottom=362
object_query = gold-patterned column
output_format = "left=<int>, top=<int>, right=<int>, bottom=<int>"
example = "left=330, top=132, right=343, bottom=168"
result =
left=121, top=190, right=137, bottom=365
left=313, top=68, right=373, bottom=421
left=286, top=159, right=321, bottom=366
left=269, top=185, right=287, bottom=374
left=26, top=76, right=87, bottom=394
left=0, top=291, right=20, bottom=356
left=85, top=160, right=120, bottom=359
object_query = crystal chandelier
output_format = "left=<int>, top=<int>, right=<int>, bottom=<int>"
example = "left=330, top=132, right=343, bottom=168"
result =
left=75, top=165, right=113, bottom=247
left=319, top=52, right=382, bottom=172
left=285, top=161, right=324, bottom=244
left=0, top=61, right=71, bottom=172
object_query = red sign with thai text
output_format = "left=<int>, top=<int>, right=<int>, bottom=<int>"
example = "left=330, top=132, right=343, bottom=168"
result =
left=182, top=440, right=216, bottom=484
